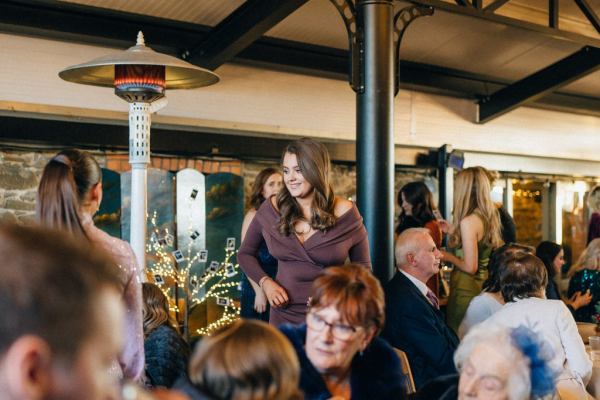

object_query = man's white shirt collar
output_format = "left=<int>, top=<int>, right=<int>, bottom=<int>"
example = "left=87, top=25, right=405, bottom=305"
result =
left=399, top=269, right=430, bottom=297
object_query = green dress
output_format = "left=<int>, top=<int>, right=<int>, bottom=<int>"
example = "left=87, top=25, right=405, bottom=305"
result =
left=446, top=240, right=493, bottom=333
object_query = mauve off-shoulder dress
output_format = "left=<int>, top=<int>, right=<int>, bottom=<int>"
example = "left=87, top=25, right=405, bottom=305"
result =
left=238, top=200, right=371, bottom=325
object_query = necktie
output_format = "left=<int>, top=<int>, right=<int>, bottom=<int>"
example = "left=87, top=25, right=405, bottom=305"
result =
left=426, top=290, right=439, bottom=310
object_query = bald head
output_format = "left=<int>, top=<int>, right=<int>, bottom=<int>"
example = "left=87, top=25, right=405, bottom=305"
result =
left=395, top=228, right=441, bottom=283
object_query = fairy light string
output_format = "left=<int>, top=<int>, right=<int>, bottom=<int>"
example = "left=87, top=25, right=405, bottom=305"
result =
left=147, top=209, right=241, bottom=336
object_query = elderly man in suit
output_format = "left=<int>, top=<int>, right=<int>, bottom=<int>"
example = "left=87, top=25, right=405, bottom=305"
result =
left=382, top=227, right=459, bottom=390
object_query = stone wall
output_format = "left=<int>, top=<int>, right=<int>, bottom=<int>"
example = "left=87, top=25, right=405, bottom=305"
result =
left=0, top=149, right=93, bottom=224
left=241, top=161, right=438, bottom=225
left=0, top=147, right=437, bottom=227
left=0, top=147, right=242, bottom=224
left=241, top=161, right=362, bottom=212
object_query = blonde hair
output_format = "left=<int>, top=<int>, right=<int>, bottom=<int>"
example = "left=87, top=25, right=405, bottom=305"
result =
left=189, top=320, right=302, bottom=400
left=449, top=166, right=503, bottom=249
left=568, top=238, right=600, bottom=277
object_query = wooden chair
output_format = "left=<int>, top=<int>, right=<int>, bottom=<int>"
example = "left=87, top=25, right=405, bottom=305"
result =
left=394, top=347, right=416, bottom=395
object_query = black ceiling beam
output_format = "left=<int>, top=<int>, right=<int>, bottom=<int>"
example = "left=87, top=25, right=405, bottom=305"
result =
left=185, top=0, right=309, bottom=70
left=573, top=0, right=600, bottom=34
left=483, top=0, right=511, bottom=13
left=408, top=0, right=600, bottom=48
left=0, top=115, right=434, bottom=166
left=0, top=115, right=311, bottom=161
left=478, top=46, right=600, bottom=123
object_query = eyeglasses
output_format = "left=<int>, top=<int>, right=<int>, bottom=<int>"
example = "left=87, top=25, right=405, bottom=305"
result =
left=307, top=312, right=359, bottom=341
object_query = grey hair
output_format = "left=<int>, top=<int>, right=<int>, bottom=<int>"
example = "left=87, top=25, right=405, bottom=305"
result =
left=455, top=324, right=531, bottom=400
left=394, top=227, right=430, bottom=270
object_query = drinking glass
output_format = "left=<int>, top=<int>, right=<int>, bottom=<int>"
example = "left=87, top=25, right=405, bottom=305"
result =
left=589, top=336, right=600, bottom=351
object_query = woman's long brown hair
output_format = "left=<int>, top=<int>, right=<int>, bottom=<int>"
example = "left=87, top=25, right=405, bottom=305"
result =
left=36, top=149, right=102, bottom=239
left=276, top=138, right=336, bottom=235
left=189, top=319, right=302, bottom=400
left=249, top=167, right=280, bottom=211
left=142, top=282, right=179, bottom=336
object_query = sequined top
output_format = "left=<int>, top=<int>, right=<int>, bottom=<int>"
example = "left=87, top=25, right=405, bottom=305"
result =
left=568, top=269, right=600, bottom=323
left=81, top=213, right=145, bottom=381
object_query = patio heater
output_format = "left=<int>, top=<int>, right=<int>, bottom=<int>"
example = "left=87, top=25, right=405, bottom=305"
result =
left=59, top=32, right=219, bottom=268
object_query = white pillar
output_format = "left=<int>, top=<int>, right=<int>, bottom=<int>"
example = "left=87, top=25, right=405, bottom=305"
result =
left=128, top=102, right=151, bottom=269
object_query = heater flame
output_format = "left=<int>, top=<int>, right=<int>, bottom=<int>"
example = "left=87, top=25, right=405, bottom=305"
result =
left=114, top=64, right=166, bottom=102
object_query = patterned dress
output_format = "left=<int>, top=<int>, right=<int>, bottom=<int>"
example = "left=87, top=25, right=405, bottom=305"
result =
left=568, top=269, right=600, bottom=322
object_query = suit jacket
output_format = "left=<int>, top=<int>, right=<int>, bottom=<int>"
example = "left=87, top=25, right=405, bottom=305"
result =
left=382, top=272, right=459, bottom=390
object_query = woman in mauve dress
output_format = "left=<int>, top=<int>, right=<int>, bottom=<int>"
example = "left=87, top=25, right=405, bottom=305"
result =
left=37, top=149, right=144, bottom=382
left=238, top=138, right=371, bottom=326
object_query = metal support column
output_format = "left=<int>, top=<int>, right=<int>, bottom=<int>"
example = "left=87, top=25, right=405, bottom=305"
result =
left=356, top=0, right=395, bottom=283
left=329, top=0, right=432, bottom=283
left=503, top=178, right=513, bottom=216
left=437, top=144, right=454, bottom=223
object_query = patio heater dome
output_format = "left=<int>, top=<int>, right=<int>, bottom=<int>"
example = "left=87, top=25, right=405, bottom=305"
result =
left=59, top=32, right=219, bottom=102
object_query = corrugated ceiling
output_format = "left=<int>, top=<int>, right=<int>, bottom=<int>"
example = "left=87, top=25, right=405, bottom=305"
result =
left=60, top=0, right=245, bottom=26
left=54, top=0, right=600, bottom=99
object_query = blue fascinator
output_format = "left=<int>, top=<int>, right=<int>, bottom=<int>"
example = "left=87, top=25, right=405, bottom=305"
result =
left=510, top=325, right=557, bottom=398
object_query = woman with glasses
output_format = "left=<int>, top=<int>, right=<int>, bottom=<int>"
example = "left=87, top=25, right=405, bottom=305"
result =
left=280, top=264, right=407, bottom=400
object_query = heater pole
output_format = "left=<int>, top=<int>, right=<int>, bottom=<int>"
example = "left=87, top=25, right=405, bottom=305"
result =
left=129, top=102, right=151, bottom=269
